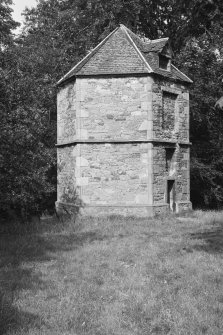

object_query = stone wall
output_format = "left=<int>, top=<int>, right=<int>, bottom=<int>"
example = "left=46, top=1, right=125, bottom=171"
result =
left=57, top=146, right=78, bottom=203
left=56, top=74, right=191, bottom=216
left=80, top=143, right=150, bottom=205
left=152, top=143, right=190, bottom=207
left=57, top=141, right=191, bottom=214
left=152, top=79, right=189, bottom=142
left=176, top=145, right=190, bottom=202
left=57, top=82, right=76, bottom=144
left=162, top=91, right=176, bottom=132
left=75, top=76, right=153, bottom=140
left=57, top=76, right=190, bottom=144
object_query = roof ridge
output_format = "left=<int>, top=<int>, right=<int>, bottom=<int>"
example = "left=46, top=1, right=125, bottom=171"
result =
left=120, top=25, right=150, bottom=47
left=120, top=24, right=143, bottom=41
left=120, top=25, right=153, bottom=73
left=150, top=37, right=169, bottom=43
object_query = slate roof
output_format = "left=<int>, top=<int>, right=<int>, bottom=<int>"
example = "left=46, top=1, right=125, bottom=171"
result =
left=57, top=24, right=192, bottom=85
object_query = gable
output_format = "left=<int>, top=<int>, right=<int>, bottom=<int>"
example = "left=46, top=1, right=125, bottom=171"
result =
left=76, top=28, right=150, bottom=76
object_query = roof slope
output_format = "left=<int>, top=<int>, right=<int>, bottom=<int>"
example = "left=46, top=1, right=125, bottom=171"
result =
left=77, top=26, right=151, bottom=76
left=58, top=25, right=192, bottom=85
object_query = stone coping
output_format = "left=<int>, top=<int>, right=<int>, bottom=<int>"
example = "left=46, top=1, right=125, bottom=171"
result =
left=56, top=139, right=191, bottom=147
left=56, top=201, right=192, bottom=217
left=56, top=201, right=192, bottom=208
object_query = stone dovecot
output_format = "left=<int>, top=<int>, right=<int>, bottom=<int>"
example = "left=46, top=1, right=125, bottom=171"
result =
left=56, top=24, right=192, bottom=217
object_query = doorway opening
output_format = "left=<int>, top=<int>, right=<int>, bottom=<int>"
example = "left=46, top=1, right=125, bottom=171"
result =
left=167, top=180, right=176, bottom=212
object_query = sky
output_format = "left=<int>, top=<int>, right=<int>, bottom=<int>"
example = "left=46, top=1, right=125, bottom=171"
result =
left=11, top=0, right=37, bottom=24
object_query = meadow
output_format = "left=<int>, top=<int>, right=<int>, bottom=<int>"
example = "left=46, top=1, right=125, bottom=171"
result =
left=0, top=210, right=223, bottom=335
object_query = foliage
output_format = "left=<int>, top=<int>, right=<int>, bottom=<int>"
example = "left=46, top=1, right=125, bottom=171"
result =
left=0, top=105, right=55, bottom=216
left=175, top=23, right=223, bottom=207
left=0, top=1, right=56, bottom=219
left=0, top=0, right=19, bottom=46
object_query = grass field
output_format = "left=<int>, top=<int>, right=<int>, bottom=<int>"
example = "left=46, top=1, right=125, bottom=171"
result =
left=0, top=211, right=223, bottom=335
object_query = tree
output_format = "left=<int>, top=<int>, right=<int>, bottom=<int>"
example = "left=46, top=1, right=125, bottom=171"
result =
left=0, top=1, right=57, bottom=219
left=0, top=106, right=55, bottom=216
left=0, top=0, right=19, bottom=46
left=175, top=22, right=223, bottom=208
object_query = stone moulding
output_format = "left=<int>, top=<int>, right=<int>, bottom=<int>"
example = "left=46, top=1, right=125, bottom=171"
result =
left=56, top=139, right=192, bottom=147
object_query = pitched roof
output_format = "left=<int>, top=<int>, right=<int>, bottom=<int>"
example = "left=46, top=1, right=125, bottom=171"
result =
left=57, top=25, right=192, bottom=85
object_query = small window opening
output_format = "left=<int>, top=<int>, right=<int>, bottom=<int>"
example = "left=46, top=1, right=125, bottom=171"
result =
left=165, top=148, right=175, bottom=172
left=162, top=91, right=177, bottom=130
left=159, top=55, right=170, bottom=70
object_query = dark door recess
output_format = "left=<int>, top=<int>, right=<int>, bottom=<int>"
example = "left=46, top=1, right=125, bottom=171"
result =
left=167, top=180, right=176, bottom=212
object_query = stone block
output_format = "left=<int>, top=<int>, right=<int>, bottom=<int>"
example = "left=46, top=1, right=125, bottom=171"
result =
left=141, top=101, right=148, bottom=110
left=131, top=111, right=142, bottom=116
left=76, top=157, right=89, bottom=167
left=104, top=188, right=115, bottom=194
left=82, top=195, right=90, bottom=203
left=76, top=129, right=88, bottom=139
left=77, top=109, right=89, bottom=117
left=141, top=153, right=148, bottom=164
left=135, top=194, right=148, bottom=204
left=57, top=124, right=64, bottom=137
left=76, top=177, right=89, bottom=186
left=139, top=120, right=148, bottom=131
left=75, top=169, right=81, bottom=178
left=71, top=147, right=79, bottom=158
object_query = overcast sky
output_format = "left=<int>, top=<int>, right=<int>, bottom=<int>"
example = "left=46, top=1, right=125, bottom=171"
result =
left=11, top=0, right=37, bottom=24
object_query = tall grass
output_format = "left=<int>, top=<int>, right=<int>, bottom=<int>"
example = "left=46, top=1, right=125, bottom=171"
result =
left=0, top=211, right=223, bottom=334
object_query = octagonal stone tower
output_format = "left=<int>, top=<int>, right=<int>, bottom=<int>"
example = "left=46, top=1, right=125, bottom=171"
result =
left=56, top=24, right=192, bottom=217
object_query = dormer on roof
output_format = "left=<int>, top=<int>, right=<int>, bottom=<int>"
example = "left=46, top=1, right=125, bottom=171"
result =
left=57, top=24, right=192, bottom=86
left=158, top=41, right=172, bottom=71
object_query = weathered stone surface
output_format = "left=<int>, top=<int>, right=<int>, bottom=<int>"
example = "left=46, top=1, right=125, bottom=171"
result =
left=57, top=82, right=76, bottom=143
left=152, top=143, right=190, bottom=206
left=80, top=143, right=149, bottom=205
left=152, top=80, right=189, bottom=142
left=57, top=146, right=78, bottom=202
left=73, top=77, right=153, bottom=141
left=57, top=76, right=191, bottom=216
left=56, top=25, right=192, bottom=217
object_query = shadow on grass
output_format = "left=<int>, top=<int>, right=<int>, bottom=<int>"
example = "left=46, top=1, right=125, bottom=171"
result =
left=0, top=221, right=108, bottom=334
left=0, top=291, right=45, bottom=335
left=190, top=222, right=223, bottom=254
